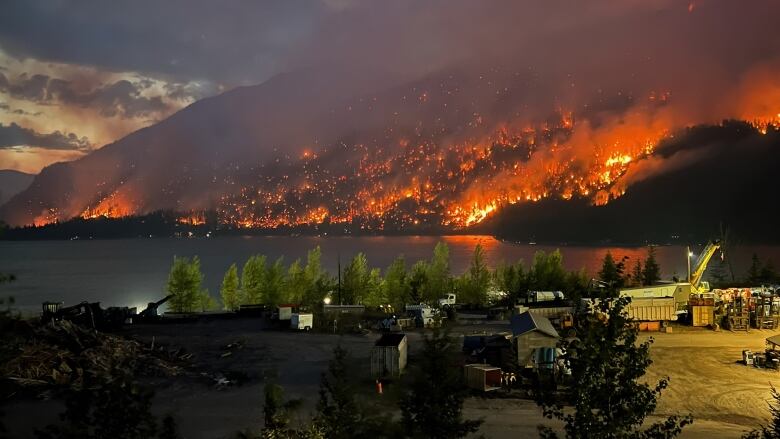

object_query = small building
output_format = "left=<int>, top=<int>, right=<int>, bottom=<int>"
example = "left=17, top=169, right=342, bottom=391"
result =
left=371, top=333, right=408, bottom=378
left=464, top=364, right=502, bottom=392
left=323, top=304, right=365, bottom=316
left=510, top=311, right=559, bottom=368
left=462, top=333, right=513, bottom=368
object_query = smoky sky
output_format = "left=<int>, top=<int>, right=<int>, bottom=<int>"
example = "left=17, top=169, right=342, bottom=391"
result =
left=1, top=1, right=778, bottom=90
left=0, top=1, right=327, bottom=86
left=1, top=1, right=779, bottom=176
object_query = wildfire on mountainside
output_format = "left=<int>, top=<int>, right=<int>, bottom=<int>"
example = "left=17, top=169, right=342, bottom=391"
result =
left=23, top=70, right=780, bottom=231
left=41, top=109, right=777, bottom=231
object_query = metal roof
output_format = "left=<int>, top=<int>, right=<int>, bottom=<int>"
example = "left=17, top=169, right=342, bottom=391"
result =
left=375, top=333, right=407, bottom=347
left=509, top=311, right=559, bottom=338
left=767, top=334, right=780, bottom=347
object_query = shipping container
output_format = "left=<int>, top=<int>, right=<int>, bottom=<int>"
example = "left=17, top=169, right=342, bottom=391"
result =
left=464, top=364, right=502, bottom=392
left=371, top=334, right=407, bottom=378
left=690, top=305, right=714, bottom=327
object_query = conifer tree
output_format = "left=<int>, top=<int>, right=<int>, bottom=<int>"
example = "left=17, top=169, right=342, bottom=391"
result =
left=642, top=246, right=661, bottom=286
left=400, top=330, right=482, bottom=438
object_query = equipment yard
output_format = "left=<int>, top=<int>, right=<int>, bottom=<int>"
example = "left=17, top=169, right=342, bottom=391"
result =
left=5, top=318, right=776, bottom=438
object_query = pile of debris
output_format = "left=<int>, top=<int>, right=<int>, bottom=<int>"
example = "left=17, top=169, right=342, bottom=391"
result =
left=1, top=320, right=187, bottom=391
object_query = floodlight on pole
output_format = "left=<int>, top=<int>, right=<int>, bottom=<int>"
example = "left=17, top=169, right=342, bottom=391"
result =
left=687, top=246, right=693, bottom=283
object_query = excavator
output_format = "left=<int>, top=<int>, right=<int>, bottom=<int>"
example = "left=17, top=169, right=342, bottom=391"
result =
left=41, top=294, right=174, bottom=330
left=689, top=240, right=723, bottom=293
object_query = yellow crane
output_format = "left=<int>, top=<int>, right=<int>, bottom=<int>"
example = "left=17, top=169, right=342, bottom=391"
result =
left=688, top=240, right=722, bottom=293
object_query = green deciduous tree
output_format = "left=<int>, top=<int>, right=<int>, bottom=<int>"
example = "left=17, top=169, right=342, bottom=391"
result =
left=302, top=247, right=332, bottom=307
left=536, top=295, right=692, bottom=439
left=424, top=242, right=452, bottom=303
left=459, top=244, right=491, bottom=306
left=197, top=291, right=217, bottom=312
left=642, top=246, right=661, bottom=286
left=264, top=258, right=286, bottom=306
left=400, top=330, right=482, bottom=438
left=342, top=253, right=370, bottom=304
left=221, top=264, right=241, bottom=311
left=242, top=255, right=267, bottom=305
left=382, top=256, right=410, bottom=310
left=494, top=260, right=527, bottom=303
left=531, top=250, right=568, bottom=291
left=362, top=268, right=383, bottom=307
left=285, top=259, right=308, bottom=305
left=408, top=260, right=429, bottom=304
left=166, top=256, right=205, bottom=313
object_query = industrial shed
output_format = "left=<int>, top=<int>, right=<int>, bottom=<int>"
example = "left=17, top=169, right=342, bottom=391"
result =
left=510, top=312, right=559, bottom=368
left=371, top=333, right=407, bottom=378
left=464, top=364, right=502, bottom=392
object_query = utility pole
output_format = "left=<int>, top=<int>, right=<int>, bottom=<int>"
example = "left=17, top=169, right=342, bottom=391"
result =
left=337, top=252, right=342, bottom=305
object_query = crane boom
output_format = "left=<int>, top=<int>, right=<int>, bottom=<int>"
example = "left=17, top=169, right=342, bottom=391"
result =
left=690, top=240, right=721, bottom=292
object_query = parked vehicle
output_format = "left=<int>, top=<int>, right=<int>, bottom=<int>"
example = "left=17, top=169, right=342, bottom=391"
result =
left=439, top=293, right=458, bottom=308
left=405, top=304, right=441, bottom=327
left=290, top=313, right=313, bottom=331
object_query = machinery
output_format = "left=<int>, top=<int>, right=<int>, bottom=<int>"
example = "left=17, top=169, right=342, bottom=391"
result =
left=41, top=301, right=134, bottom=330
left=689, top=240, right=722, bottom=293
left=137, top=294, right=173, bottom=321
left=41, top=301, right=102, bottom=328
left=41, top=294, right=172, bottom=330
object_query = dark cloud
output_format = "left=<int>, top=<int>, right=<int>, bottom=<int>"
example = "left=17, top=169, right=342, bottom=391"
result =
left=0, top=1, right=327, bottom=86
left=1, top=101, right=41, bottom=116
left=0, top=72, right=170, bottom=118
left=0, top=122, right=91, bottom=150
left=11, top=108, right=42, bottom=116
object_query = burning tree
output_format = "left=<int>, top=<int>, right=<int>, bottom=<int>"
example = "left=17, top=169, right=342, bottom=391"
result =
left=535, top=293, right=692, bottom=438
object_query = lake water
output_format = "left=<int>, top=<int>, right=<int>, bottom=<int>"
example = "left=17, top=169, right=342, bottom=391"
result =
left=1, top=235, right=778, bottom=313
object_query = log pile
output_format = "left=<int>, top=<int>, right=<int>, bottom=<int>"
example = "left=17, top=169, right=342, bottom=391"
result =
left=1, top=320, right=187, bottom=390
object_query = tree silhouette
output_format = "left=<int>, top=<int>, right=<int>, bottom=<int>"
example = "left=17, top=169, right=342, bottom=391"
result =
left=536, top=293, right=691, bottom=438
